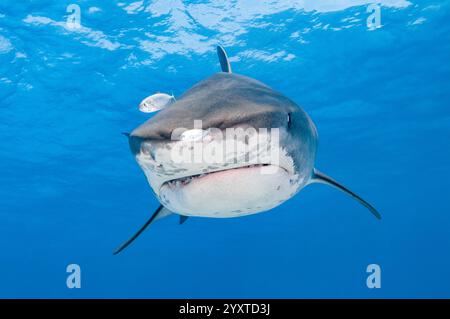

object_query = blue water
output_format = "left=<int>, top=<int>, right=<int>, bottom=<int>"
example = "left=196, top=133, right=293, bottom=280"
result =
left=1, top=1, right=449, bottom=298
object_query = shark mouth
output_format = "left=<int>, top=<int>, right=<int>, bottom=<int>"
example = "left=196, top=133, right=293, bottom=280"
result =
left=158, top=163, right=298, bottom=218
left=162, top=163, right=272, bottom=190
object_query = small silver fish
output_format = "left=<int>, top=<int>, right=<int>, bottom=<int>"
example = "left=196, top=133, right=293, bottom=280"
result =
left=139, top=93, right=175, bottom=113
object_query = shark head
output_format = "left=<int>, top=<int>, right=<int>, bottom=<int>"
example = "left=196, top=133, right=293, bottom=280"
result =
left=114, top=46, right=380, bottom=255
left=129, top=72, right=318, bottom=217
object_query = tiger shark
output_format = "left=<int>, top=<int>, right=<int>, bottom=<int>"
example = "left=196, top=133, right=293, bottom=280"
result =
left=114, top=46, right=380, bottom=255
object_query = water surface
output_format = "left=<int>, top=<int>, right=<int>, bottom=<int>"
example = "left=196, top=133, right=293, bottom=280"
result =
left=0, top=0, right=449, bottom=298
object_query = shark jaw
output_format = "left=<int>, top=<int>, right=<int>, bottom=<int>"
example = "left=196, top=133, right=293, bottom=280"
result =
left=133, top=133, right=307, bottom=218
left=159, top=163, right=295, bottom=217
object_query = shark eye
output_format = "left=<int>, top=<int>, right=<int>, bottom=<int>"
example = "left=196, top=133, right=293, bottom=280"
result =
left=287, top=113, right=292, bottom=128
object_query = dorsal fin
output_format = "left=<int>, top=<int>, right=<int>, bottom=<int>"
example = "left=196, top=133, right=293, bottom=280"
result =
left=217, top=45, right=232, bottom=73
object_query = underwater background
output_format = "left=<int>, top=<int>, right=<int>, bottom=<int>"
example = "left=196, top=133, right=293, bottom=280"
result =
left=1, top=0, right=449, bottom=298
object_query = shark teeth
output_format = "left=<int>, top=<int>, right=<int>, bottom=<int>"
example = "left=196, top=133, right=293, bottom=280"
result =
left=165, top=164, right=270, bottom=189
left=167, top=174, right=206, bottom=188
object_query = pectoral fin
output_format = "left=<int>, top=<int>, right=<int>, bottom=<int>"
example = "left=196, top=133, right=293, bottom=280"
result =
left=113, top=205, right=173, bottom=255
left=312, top=169, right=381, bottom=220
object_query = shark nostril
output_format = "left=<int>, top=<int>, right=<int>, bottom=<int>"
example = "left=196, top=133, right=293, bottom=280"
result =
left=141, top=142, right=156, bottom=160
left=128, top=136, right=143, bottom=155
left=128, top=136, right=157, bottom=159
